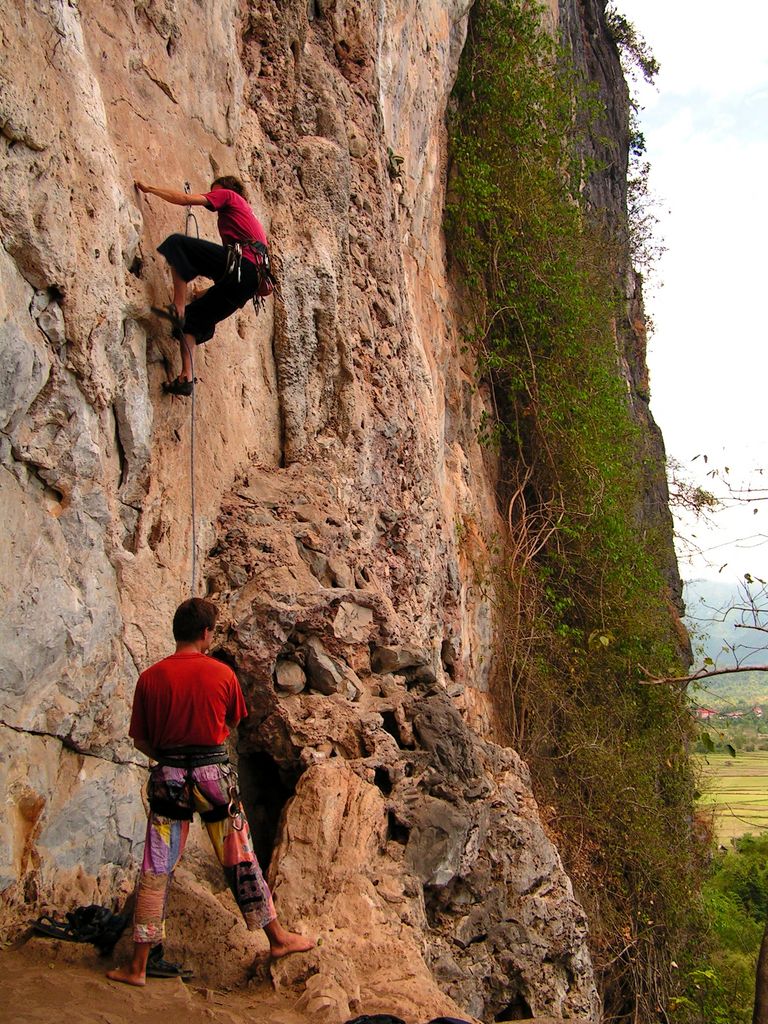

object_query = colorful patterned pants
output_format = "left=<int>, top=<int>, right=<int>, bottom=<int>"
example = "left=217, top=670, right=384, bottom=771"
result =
left=133, top=762, right=276, bottom=944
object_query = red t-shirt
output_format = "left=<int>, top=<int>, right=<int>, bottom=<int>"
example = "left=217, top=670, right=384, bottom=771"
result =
left=129, top=652, right=248, bottom=748
left=204, top=188, right=267, bottom=265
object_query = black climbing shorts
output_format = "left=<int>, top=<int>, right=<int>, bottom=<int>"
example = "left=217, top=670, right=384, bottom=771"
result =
left=157, top=233, right=261, bottom=344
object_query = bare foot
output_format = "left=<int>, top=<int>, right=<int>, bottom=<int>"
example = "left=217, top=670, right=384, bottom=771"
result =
left=269, top=931, right=316, bottom=959
left=106, top=966, right=147, bottom=987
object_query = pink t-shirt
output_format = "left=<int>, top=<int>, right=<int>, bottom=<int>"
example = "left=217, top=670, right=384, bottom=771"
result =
left=204, top=188, right=267, bottom=264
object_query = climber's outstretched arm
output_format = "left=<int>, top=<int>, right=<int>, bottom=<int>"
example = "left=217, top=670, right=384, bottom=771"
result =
left=134, top=180, right=210, bottom=207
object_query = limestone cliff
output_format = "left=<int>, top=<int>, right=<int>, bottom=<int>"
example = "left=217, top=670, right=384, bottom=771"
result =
left=0, top=1, right=672, bottom=1021
left=558, top=0, right=685, bottom=624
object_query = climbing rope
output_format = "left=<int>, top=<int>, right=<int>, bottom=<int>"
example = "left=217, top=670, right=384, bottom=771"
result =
left=184, top=182, right=199, bottom=596
left=183, top=181, right=200, bottom=241
left=189, top=349, right=197, bottom=595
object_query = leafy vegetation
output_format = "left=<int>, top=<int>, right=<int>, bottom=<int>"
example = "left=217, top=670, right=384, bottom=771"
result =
left=671, top=835, right=768, bottom=1023
left=605, top=4, right=660, bottom=85
left=446, top=1, right=700, bottom=1018
left=605, top=2, right=666, bottom=281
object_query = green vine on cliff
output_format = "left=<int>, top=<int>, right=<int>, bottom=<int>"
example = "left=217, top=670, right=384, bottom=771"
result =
left=605, top=4, right=660, bottom=86
left=446, top=0, right=669, bottom=643
left=446, top=2, right=698, bottom=1020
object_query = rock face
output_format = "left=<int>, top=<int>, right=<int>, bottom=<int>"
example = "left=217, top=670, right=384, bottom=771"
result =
left=0, top=0, right=675, bottom=1020
left=559, top=0, right=688, bottom=630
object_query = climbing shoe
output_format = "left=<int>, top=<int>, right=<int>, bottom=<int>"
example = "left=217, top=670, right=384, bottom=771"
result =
left=162, top=376, right=195, bottom=397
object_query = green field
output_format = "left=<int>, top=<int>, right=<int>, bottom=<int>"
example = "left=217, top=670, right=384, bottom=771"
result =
left=697, top=750, right=768, bottom=844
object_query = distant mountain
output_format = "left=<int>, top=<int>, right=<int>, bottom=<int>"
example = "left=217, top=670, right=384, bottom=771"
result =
left=684, top=578, right=768, bottom=707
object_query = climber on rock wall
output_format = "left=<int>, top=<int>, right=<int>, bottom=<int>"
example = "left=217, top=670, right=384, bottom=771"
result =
left=107, top=597, right=314, bottom=987
left=134, top=176, right=274, bottom=396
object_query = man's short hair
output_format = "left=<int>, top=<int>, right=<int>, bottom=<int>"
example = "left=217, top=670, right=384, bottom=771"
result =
left=173, top=598, right=218, bottom=641
left=210, top=175, right=246, bottom=197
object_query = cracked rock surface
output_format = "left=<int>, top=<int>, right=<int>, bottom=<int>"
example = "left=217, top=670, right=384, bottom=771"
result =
left=0, top=0, right=620, bottom=1020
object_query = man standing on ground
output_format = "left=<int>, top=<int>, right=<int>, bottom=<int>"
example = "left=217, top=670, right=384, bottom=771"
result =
left=134, top=175, right=273, bottom=396
left=108, top=598, right=313, bottom=987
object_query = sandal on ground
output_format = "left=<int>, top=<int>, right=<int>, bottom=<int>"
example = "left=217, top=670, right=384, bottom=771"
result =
left=162, top=376, right=195, bottom=397
left=33, top=914, right=84, bottom=942
left=146, top=944, right=194, bottom=980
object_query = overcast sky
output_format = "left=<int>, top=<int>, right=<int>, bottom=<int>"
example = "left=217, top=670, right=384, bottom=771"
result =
left=615, top=0, right=768, bottom=584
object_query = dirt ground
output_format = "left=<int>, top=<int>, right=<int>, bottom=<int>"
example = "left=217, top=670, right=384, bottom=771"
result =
left=0, top=935, right=308, bottom=1024
left=1, top=924, right=572, bottom=1024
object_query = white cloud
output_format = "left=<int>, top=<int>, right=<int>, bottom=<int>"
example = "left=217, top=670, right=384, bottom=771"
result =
left=619, top=0, right=768, bottom=100
left=616, top=0, right=768, bottom=580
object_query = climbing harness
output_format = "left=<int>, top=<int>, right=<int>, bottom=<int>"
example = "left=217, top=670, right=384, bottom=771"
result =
left=222, top=239, right=276, bottom=310
left=150, top=748, right=246, bottom=831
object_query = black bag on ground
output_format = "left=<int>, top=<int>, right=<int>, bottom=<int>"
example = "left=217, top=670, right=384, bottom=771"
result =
left=33, top=904, right=129, bottom=955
